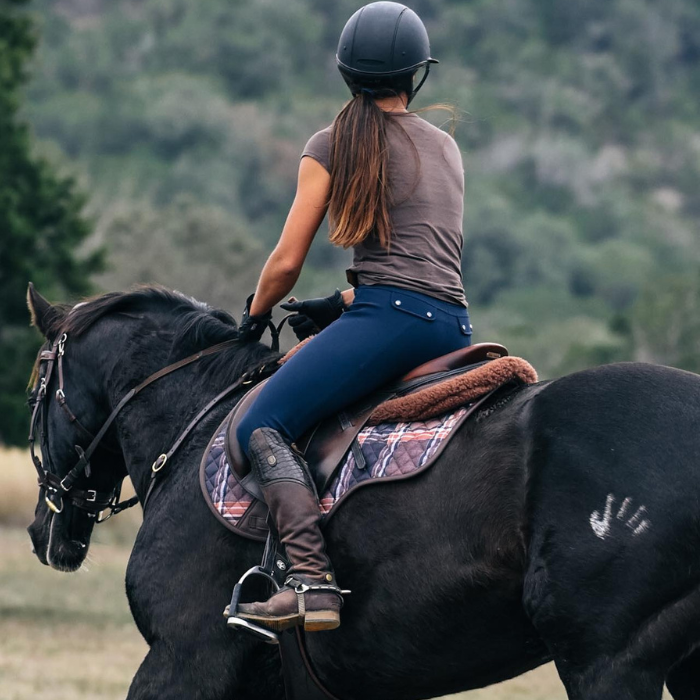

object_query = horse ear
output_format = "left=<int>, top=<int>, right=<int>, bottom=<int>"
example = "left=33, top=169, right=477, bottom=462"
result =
left=27, top=283, right=65, bottom=339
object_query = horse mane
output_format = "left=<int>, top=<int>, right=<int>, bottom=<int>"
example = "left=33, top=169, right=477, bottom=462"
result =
left=47, top=285, right=281, bottom=384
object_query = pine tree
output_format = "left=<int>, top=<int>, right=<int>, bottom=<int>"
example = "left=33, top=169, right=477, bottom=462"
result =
left=0, top=0, right=103, bottom=445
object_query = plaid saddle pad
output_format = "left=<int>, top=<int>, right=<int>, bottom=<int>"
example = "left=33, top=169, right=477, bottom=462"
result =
left=200, top=407, right=470, bottom=539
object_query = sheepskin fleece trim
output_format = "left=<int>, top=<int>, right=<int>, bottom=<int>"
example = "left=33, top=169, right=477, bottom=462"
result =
left=368, top=356, right=538, bottom=425
left=278, top=336, right=315, bottom=365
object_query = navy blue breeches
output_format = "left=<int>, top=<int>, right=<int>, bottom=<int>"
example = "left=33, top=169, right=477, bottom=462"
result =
left=236, top=285, right=472, bottom=456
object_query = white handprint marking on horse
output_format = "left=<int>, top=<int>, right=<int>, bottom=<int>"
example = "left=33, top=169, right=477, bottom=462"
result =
left=590, top=494, right=651, bottom=540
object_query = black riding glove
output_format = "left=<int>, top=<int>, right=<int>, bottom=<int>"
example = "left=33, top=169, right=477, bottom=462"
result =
left=280, top=290, right=346, bottom=342
left=237, top=294, right=272, bottom=343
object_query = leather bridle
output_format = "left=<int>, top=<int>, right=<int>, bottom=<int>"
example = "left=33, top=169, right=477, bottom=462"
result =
left=29, top=327, right=280, bottom=522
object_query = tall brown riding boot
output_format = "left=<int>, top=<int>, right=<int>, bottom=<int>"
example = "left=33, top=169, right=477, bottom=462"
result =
left=236, top=427, right=345, bottom=632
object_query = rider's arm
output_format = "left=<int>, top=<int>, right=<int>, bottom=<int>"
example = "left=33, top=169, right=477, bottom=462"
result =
left=249, top=157, right=330, bottom=317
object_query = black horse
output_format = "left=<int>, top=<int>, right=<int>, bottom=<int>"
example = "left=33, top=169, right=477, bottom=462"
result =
left=25, top=284, right=700, bottom=700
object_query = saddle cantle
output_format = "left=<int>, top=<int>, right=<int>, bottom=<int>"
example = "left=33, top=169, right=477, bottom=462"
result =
left=401, top=342, right=507, bottom=380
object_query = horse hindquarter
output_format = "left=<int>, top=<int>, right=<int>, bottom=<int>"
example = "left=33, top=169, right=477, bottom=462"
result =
left=522, top=363, right=700, bottom=700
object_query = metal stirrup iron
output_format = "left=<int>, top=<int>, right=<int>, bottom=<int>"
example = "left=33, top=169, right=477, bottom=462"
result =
left=226, top=524, right=290, bottom=644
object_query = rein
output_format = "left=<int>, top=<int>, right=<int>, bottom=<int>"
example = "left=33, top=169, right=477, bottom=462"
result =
left=29, top=319, right=283, bottom=521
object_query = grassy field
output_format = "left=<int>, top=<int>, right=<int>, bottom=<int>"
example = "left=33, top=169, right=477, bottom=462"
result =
left=0, top=447, right=53, bottom=528
left=0, top=447, right=572, bottom=699
left=0, top=527, right=147, bottom=700
left=0, top=522, right=568, bottom=700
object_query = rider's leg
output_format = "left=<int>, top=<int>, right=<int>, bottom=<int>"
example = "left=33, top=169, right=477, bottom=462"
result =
left=237, top=427, right=342, bottom=632
left=235, top=285, right=471, bottom=630
left=237, top=285, right=472, bottom=449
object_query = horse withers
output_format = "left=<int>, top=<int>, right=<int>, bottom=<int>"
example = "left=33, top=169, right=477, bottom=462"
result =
left=25, top=284, right=700, bottom=700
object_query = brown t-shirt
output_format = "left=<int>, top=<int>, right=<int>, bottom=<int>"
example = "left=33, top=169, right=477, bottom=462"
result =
left=302, top=113, right=466, bottom=307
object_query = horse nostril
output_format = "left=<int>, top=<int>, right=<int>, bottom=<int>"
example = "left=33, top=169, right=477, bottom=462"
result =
left=31, top=548, right=36, bottom=554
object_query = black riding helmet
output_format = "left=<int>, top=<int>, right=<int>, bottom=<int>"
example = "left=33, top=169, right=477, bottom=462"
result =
left=336, top=1, right=438, bottom=105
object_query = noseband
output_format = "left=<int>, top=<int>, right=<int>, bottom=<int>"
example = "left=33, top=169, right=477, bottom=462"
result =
left=29, top=330, right=278, bottom=522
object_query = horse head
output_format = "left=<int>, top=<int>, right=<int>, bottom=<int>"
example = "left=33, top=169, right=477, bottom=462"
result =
left=26, top=284, right=131, bottom=572
left=25, top=283, right=276, bottom=575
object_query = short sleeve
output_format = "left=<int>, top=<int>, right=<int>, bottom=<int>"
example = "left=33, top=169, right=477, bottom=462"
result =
left=442, top=133, right=464, bottom=174
left=301, top=127, right=332, bottom=173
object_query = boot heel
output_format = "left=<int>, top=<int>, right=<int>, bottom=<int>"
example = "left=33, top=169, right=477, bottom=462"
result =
left=304, top=610, right=341, bottom=632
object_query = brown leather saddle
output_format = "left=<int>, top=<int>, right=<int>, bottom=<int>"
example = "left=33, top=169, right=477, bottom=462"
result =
left=225, top=343, right=508, bottom=500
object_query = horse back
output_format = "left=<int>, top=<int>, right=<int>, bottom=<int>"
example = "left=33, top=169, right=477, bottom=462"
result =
left=527, top=361, right=700, bottom=516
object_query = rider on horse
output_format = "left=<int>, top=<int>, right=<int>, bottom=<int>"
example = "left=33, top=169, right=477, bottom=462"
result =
left=233, top=1, right=471, bottom=633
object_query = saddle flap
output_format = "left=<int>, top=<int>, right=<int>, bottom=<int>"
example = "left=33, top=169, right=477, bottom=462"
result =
left=226, top=379, right=269, bottom=480
left=226, top=379, right=382, bottom=496
left=300, top=401, right=379, bottom=494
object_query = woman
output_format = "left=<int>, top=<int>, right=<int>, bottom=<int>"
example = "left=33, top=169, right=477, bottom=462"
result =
left=233, top=1, right=471, bottom=633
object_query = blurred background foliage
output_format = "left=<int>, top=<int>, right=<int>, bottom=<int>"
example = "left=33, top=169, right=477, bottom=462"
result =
left=2, top=0, right=700, bottom=444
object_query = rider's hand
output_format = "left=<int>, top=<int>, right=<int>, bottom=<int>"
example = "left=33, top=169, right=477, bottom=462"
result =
left=281, top=290, right=346, bottom=341
left=238, top=294, right=272, bottom=343
left=286, top=312, right=319, bottom=341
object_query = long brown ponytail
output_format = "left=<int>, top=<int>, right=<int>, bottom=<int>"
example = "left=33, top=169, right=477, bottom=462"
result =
left=328, top=92, right=392, bottom=250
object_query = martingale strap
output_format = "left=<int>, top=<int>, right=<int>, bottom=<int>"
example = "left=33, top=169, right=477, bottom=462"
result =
left=141, top=363, right=276, bottom=510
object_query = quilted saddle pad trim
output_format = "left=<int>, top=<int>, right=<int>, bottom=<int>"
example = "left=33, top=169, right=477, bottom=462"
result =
left=321, top=387, right=496, bottom=526
left=198, top=414, right=268, bottom=542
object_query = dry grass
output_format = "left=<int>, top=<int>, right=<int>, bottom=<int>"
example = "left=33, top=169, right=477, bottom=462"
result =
left=0, top=447, right=41, bottom=527
left=448, top=671, right=565, bottom=700
left=0, top=526, right=147, bottom=700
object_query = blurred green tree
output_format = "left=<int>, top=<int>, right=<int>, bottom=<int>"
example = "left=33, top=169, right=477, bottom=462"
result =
left=624, top=273, right=700, bottom=372
left=0, top=0, right=103, bottom=445
left=96, top=196, right=264, bottom=313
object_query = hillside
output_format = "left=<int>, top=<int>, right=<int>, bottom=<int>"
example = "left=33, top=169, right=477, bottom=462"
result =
left=23, top=0, right=700, bottom=375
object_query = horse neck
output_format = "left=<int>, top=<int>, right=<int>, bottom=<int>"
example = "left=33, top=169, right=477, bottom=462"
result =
left=111, top=341, right=276, bottom=501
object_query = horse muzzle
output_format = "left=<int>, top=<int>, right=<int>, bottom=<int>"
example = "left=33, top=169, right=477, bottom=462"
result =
left=27, top=516, right=50, bottom=566
left=28, top=505, right=91, bottom=572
